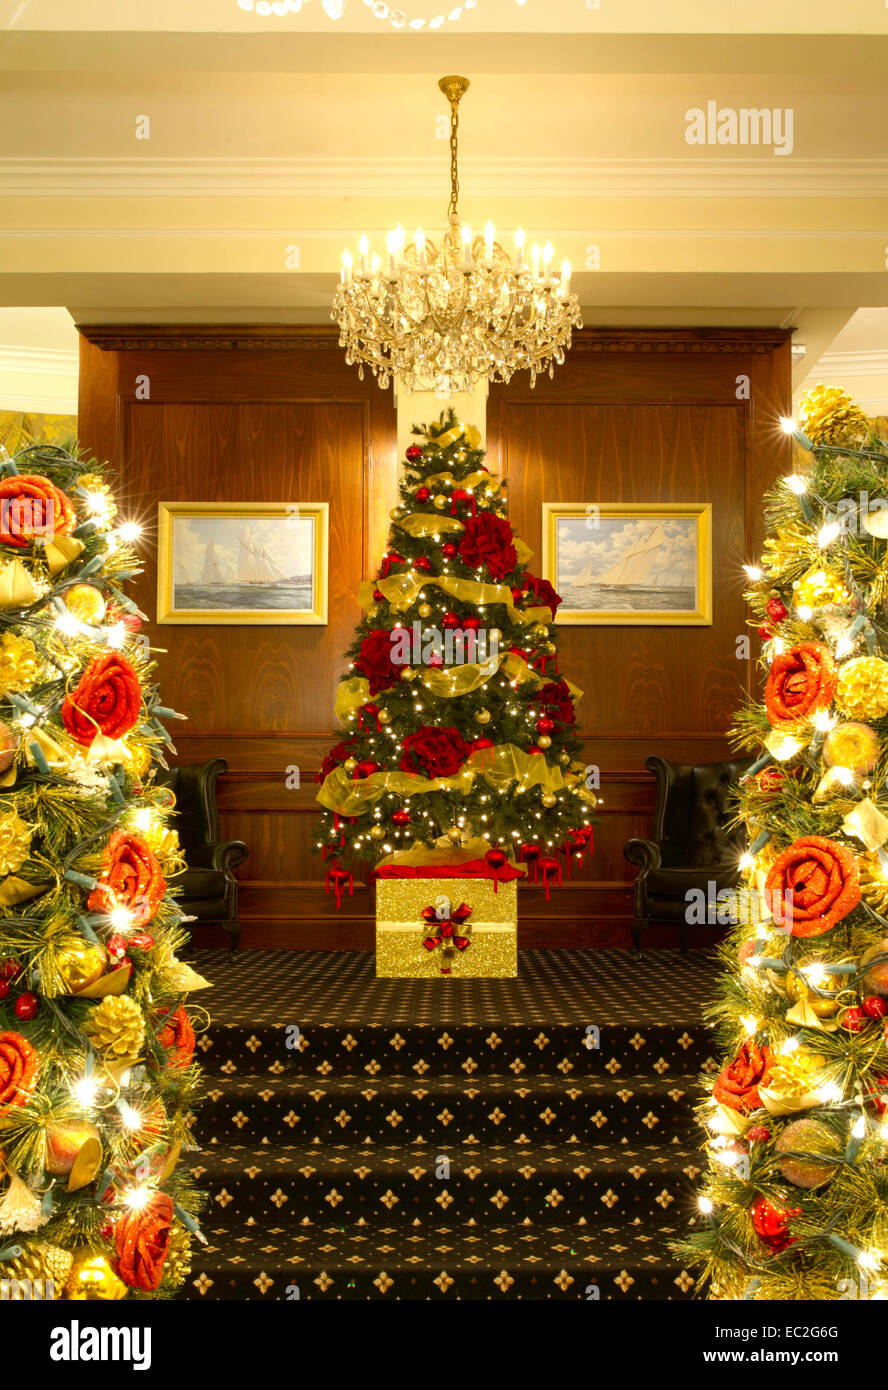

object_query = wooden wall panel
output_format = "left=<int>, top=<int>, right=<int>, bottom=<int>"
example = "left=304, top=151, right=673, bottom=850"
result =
left=78, top=326, right=791, bottom=949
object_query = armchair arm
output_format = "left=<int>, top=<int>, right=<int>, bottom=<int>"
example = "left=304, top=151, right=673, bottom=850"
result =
left=211, top=840, right=249, bottom=873
left=623, top=838, right=662, bottom=873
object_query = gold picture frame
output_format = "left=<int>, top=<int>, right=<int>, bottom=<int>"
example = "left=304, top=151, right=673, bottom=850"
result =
left=157, top=501, right=329, bottom=626
left=542, top=502, right=712, bottom=626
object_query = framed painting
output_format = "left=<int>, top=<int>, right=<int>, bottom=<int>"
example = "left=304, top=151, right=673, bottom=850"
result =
left=542, top=502, right=712, bottom=626
left=157, top=501, right=328, bottom=625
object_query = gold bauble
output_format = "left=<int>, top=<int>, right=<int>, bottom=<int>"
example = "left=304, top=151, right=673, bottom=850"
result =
left=0, top=632, right=39, bottom=697
left=433, top=495, right=448, bottom=510
left=775, top=1117, right=842, bottom=1189
left=799, top=384, right=869, bottom=448
left=447, top=825, right=464, bottom=843
left=378, top=709, right=391, bottom=725
left=63, top=584, right=106, bottom=625
left=65, top=1251, right=128, bottom=1301
left=836, top=656, right=888, bottom=720
left=537, top=734, right=552, bottom=749
left=531, top=624, right=549, bottom=637
left=0, top=810, right=32, bottom=876
left=390, top=506, right=408, bottom=521
left=83, top=995, right=145, bottom=1059
left=343, top=757, right=358, bottom=773
left=488, top=628, right=502, bottom=642
left=55, top=936, right=107, bottom=994
left=557, top=752, right=571, bottom=767
left=541, top=792, right=557, bottom=808
left=418, top=603, right=432, bottom=619
left=475, top=709, right=491, bottom=724
left=369, top=824, right=385, bottom=841
left=793, top=567, right=850, bottom=610
left=400, top=667, right=415, bottom=682
left=544, top=642, right=557, bottom=656
left=823, top=721, right=880, bottom=774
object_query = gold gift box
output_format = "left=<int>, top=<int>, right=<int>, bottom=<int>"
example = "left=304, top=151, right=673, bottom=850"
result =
left=375, top=876, right=517, bottom=978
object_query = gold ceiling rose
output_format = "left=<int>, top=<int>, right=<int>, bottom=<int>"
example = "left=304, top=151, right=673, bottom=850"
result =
left=332, top=75, right=583, bottom=395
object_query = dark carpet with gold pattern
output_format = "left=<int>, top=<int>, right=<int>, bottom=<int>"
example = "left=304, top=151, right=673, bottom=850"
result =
left=180, top=949, right=718, bottom=1301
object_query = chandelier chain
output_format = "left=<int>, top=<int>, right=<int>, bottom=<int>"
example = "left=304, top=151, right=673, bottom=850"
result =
left=448, top=98, right=460, bottom=219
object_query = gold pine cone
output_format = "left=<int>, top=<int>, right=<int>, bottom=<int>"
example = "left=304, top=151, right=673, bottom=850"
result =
left=0, top=809, right=32, bottom=876
left=164, top=1220, right=193, bottom=1289
left=799, top=384, right=869, bottom=448
left=836, top=656, right=888, bottom=720
left=1, top=1242, right=74, bottom=1294
left=83, top=994, right=145, bottom=1057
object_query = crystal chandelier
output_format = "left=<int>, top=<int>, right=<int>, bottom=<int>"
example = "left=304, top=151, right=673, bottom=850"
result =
left=332, top=76, right=583, bottom=394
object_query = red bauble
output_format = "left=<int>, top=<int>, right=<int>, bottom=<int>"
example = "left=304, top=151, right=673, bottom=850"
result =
left=866, top=1077, right=888, bottom=1116
left=511, top=587, right=523, bottom=604
left=527, top=745, right=543, bottom=755
left=0, top=980, right=8, bottom=1001
left=746, top=1124, right=772, bottom=1144
left=842, top=1006, right=868, bottom=1032
left=392, top=809, right=410, bottom=826
left=14, top=993, right=39, bottom=1021
left=354, top=760, right=380, bottom=779
left=441, top=542, right=457, bottom=559
left=766, top=597, right=788, bottom=623
left=758, top=625, right=773, bottom=639
left=462, top=616, right=481, bottom=632
left=863, top=995, right=888, bottom=1020
left=414, top=556, right=432, bottom=573
left=536, top=717, right=555, bottom=735
left=486, top=849, right=508, bottom=870
left=441, top=612, right=460, bottom=629
left=0, top=960, right=21, bottom=980
left=373, top=589, right=384, bottom=602
left=473, top=738, right=494, bottom=752
left=415, top=487, right=431, bottom=503
left=405, top=445, right=423, bottom=463
left=751, top=1194, right=800, bottom=1253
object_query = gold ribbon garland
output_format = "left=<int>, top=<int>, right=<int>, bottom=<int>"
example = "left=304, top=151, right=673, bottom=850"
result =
left=334, top=657, right=583, bottom=720
left=358, top=571, right=551, bottom=628
left=0, top=558, right=41, bottom=609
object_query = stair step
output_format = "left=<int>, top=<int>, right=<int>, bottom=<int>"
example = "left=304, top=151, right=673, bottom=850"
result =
left=188, top=1141, right=703, bottom=1228
left=194, top=1072, right=699, bottom=1146
left=181, top=1218, right=700, bottom=1301
left=198, top=1021, right=717, bottom=1080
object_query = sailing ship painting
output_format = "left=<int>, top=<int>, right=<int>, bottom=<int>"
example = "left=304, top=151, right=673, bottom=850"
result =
left=542, top=504, right=712, bottom=626
left=158, top=503, right=329, bottom=625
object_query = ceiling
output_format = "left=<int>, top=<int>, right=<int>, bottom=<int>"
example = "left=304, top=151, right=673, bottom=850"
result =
left=0, top=0, right=886, bottom=390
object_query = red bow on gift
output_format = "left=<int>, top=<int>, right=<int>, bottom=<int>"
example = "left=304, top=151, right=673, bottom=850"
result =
left=420, top=901, right=472, bottom=957
left=325, top=861, right=353, bottom=908
left=530, top=651, right=558, bottom=678
left=449, top=487, right=476, bottom=517
left=378, top=552, right=404, bottom=578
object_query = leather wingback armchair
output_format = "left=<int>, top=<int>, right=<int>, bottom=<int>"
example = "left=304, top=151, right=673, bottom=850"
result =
left=624, top=754, right=752, bottom=953
left=156, top=757, right=248, bottom=954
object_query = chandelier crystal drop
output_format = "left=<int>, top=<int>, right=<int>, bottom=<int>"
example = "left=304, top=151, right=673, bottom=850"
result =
left=332, top=76, right=583, bottom=394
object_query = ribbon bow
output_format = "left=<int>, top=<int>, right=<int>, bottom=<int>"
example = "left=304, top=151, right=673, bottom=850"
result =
left=420, top=898, right=472, bottom=969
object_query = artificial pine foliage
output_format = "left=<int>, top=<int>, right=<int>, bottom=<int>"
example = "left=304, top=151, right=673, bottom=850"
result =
left=681, top=388, right=888, bottom=1300
left=316, top=410, right=596, bottom=875
left=0, top=440, right=203, bottom=1299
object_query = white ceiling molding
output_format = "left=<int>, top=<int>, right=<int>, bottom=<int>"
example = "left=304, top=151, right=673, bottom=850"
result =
left=815, top=348, right=888, bottom=377
left=0, top=344, right=79, bottom=377
left=3, top=156, right=888, bottom=199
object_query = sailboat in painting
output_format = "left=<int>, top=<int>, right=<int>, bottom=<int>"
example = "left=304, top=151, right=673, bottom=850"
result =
left=566, top=521, right=696, bottom=613
left=238, top=527, right=287, bottom=587
left=172, top=517, right=313, bottom=613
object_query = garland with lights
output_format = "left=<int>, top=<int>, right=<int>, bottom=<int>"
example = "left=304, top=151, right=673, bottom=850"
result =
left=0, top=440, right=203, bottom=1301
left=315, top=410, right=597, bottom=893
left=680, top=386, right=888, bottom=1300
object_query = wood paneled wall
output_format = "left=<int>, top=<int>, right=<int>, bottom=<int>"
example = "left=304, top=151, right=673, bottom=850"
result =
left=78, top=325, right=792, bottom=948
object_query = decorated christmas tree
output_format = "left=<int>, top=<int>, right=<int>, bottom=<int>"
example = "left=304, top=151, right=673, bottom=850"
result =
left=316, top=411, right=596, bottom=903
left=0, top=440, right=203, bottom=1300
left=683, top=387, right=888, bottom=1300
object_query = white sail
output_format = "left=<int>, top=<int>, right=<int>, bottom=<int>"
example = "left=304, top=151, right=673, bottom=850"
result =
left=573, top=524, right=680, bottom=589
left=238, top=527, right=286, bottom=585
left=201, top=541, right=227, bottom=585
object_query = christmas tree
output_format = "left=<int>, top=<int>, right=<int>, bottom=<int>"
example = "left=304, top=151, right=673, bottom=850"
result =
left=0, top=440, right=203, bottom=1300
left=684, top=387, right=888, bottom=1301
left=316, top=411, right=596, bottom=890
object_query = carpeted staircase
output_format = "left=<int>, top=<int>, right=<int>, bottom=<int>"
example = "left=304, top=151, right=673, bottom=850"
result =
left=180, top=949, right=718, bottom=1300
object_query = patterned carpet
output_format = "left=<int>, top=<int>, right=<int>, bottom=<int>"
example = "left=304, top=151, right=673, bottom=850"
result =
left=181, top=949, right=720, bottom=1301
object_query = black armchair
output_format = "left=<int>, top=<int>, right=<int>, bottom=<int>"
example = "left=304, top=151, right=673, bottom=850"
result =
left=624, top=754, right=753, bottom=954
left=156, top=757, right=248, bottom=954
